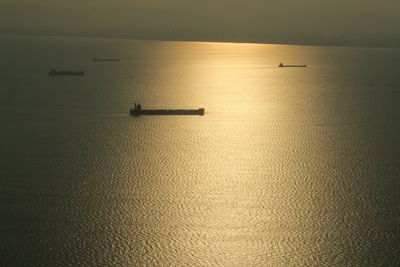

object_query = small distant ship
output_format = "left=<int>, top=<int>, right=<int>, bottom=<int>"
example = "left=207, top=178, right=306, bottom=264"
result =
left=130, top=103, right=205, bottom=116
left=279, top=63, right=307, bottom=68
left=49, top=69, right=84, bottom=76
left=93, top=58, right=121, bottom=61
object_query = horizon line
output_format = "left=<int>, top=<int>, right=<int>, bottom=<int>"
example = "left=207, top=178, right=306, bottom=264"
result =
left=1, top=33, right=399, bottom=49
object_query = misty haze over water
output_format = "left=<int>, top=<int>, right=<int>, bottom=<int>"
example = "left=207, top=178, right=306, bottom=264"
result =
left=1, top=0, right=400, bottom=47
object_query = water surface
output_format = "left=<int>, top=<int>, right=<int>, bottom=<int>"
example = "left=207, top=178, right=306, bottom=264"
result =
left=0, top=36, right=399, bottom=266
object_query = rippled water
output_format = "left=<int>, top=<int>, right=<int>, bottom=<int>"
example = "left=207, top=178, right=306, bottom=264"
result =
left=0, top=35, right=399, bottom=266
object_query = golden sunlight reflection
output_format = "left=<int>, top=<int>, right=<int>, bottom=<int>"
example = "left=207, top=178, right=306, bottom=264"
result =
left=166, top=42, right=324, bottom=264
left=119, top=41, right=378, bottom=265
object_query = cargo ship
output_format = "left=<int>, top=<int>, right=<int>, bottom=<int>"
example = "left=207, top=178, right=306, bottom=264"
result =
left=279, top=63, right=307, bottom=68
left=49, top=69, right=84, bottom=76
left=130, top=103, right=205, bottom=116
left=93, top=58, right=120, bottom=61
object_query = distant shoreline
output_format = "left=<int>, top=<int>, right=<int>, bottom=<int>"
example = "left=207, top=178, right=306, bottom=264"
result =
left=1, top=33, right=399, bottom=49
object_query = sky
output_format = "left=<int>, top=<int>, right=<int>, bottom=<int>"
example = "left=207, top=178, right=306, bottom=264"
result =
left=1, top=0, right=400, bottom=46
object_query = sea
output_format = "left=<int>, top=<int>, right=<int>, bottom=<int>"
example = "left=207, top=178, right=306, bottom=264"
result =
left=0, top=35, right=399, bottom=266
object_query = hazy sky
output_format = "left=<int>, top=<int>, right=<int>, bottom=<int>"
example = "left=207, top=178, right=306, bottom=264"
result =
left=1, top=0, right=399, bottom=46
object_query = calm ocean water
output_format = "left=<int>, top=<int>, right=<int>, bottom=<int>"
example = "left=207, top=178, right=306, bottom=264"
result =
left=0, top=35, right=399, bottom=266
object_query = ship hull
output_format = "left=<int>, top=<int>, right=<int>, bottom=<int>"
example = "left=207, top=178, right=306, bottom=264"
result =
left=130, top=109, right=205, bottom=116
left=279, top=65, right=307, bottom=68
left=93, top=58, right=120, bottom=61
left=49, top=71, right=84, bottom=76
